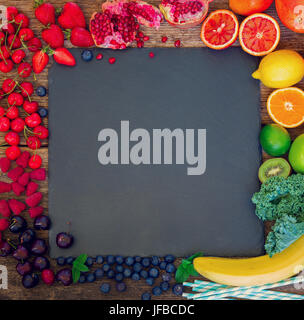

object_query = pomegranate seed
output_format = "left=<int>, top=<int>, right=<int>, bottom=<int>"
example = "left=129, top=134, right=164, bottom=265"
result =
left=149, top=52, right=155, bottom=58
left=137, top=40, right=144, bottom=48
left=174, top=40, right=181, bottom=48
left=108, top=57, right=116, bottom=64
left=96, top=53, right=103, bottom=60
left=161, top=36, right=168, bottom=43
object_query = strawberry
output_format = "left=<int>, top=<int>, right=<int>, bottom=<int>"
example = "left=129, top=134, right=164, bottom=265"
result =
left=0, top=181, right=12, bottom=193
left=0, top=200, right=11, bottom=217
left=18, top=172, right=30, bottom=186
left=29, top=206, right=44, bottom=218
left=26, top=192, right=43, bottom=207
left=26, top=181, right=39, bottom=196
left=42, top=24, right=64, bottom=49
left=52, top=48, right=76, bottom=66
left=30, top=168, right=46, bottom=181
left=8, top=166, right=24, bottom=182
left=58, top=2, right=86, bottom=29
left=8, top=199, right=26, bottom=215
left=0, top=157, right=11, bottom=173
left=23, top=101, right=39, bottom=114
left=12, top=49, right=26, bottom=64
left=16, top=151, right=30, bottom=168
left=68, top=27, right=94, bottom=47
left=32, top=49, right=49, bottom=74
left=11, top=182, right=25, bottom=196
left=34, top=1, right=56, bottom=26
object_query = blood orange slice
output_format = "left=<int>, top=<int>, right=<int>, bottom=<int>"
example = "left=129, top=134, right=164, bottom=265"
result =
left=200, top=10, right=239, bottom=50
left=239, top=13, right=280, bottom=56
left=267, top=87, right=304, bottom=128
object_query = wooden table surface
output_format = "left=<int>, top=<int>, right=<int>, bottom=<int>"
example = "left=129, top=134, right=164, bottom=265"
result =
left=0, top=0, right=304, bottom=300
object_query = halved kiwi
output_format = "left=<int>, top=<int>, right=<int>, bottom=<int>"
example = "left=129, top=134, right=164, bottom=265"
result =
left=258, top=158, right=291, bottom=183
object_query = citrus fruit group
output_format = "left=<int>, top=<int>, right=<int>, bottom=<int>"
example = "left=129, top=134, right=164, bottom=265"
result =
left=239, top=13, right=280, bottom=56
left=289, top=134, right=304, bottom=173
left=276, top=0, right=304, bottom=33
left=200, top=10, right=239, bottom=50
left=230, top=0, right=274, bottom=16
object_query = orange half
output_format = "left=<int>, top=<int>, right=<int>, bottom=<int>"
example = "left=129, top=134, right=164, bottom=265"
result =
left=200, top=10, right=239, bottom=50
left=267, top=87, right=304, bottom=128
left=239, top=13, right=280, bottom=56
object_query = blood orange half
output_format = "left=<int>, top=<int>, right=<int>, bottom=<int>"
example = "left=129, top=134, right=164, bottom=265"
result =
left=200, top=10, right=239, bottom=50
left=239, top=13, right=280, bottom=56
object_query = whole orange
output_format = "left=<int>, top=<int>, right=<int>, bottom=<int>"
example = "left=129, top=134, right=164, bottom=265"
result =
left=229, top=0, right=274, bottom=16
left=276, top=0, right=304, bottom=33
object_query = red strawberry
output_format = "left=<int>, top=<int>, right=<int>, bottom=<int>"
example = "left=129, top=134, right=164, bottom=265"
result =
left=26, top=181, right=39, bottom=196
left=19, top=28, right=34, bottom=42
left=27, top=37, right=42, bottom=52
left=26, top=192, right=42, bottom=207
left=23, top=101, right=38, bottom=114
left=30, top=168, right=46, bottom=181
left=0, top=219, right=9, bottom=231
left=12, top=49, right=26, bottom=64
left=0, top=157, right=11, bottom=173
left=6, top=146, right=21, bottom=160
left=11, top=182, right=25, bottom=196
left=0, top=181, right=12, bottom=193
left=16, top=151, right=30, bottom=168
left=29, top=206, right=44, bottom=218
left=68, top=27, right=94, bottom=47
left=8, top=166, right=24, bottom=182
left=18, top=172, right=30, bottom=186
left=35, top=1, right=55, bottom=26
left=53, top=48, right=76, bottom=66
left=19, top=82, right=34, bottom=98
left=58, top=2, right=86, bottom=29
left=42, top=24, right=64, bottom=49
left=0, top=200, right=11, bottom=217
left=32, top=50, right=49, bottom=74
left=8, top=199, right=26, bottom=215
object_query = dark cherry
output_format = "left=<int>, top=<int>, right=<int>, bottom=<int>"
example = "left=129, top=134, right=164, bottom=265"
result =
left=16, top=261, right=32, bottom=276
left=56, top=232, right=73, bottom=249
left=19, top=229, right=36, bottom=246
left=12, top=245, right=30, bottom=261
left=9, top=215, right=27, bottom=234
left=0, top=241, right=12, bottom=257
left=34, top=215, right=51, bottom=230
left=56, top=268, right=72, bottom=286
left=30, top=239, right=47, bottom=256
left=22, top=273, right=39, bottom=289
left=33, top=256, right=50, bottom=271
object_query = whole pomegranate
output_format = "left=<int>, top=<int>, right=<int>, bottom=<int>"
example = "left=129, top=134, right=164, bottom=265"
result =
left=276, top=0, right=304, bottom=33
left=159, top=0, right=212, bottom=28
left=90, top=0, right=163, bottom=49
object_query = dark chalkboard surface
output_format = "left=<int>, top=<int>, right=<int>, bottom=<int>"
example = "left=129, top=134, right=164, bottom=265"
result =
left=48, top=47, right=264, bottom=258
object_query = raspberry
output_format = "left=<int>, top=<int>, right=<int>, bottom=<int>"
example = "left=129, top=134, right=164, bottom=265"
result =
left=0, top=200, right=11, bottom=217
left=6, top=146, right=21, bottom=160
left=7, top=166, right=24, bottom=182
left=0, top=157, right=11, bottom=173
left=5, top=131, right=20, bottom=146
left=30, top=168, right=46, bottom=181
left=26, top=192, right=43, bottom=207
left=27, top=136, right=41, bottom=150
left=18, top=172, right=30, bottom=186
left=8, top=199, right=26, bottom=215
left=29, top=155, right=42, bottom=169
left=11, top=182, right=25, bottom=196
left=0, top=181, right=12, bottom=193
left=26, top=181, right=39, bottom=196
left=0, top=219, right=9, bottom=231
left=16, top=151, right=30, bottom=168
left=29, top=206, right=44, bottom=218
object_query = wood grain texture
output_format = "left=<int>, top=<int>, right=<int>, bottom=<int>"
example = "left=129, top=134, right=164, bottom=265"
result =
left=0, top=0, right=304, bottom=300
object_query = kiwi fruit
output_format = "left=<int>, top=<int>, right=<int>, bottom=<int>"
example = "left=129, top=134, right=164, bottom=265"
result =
left=258, top=158, right=291, bottom=183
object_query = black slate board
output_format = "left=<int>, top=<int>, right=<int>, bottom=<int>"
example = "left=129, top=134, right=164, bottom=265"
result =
left=48, top=47, right=264, bottom=258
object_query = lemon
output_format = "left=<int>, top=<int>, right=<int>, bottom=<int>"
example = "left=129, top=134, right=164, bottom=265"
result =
left=252, top=50, right=304, bottom=88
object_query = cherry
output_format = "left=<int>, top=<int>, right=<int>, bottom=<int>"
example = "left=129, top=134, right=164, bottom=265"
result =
left=2, top=23, right=15, bottom=35
left=30, top=238, right=47, bottom=256
left=25, top=113, right=41, bottom=128
left=33, top=125, right=48, bottom=139
left=23, top=101, right=38, bottom=114
left=19, top=28, right=34, bottom=42
left=8, top=92, right=24, bottom=106
left=27, top=136, right=41, bottom=150
left=19, top=229, right=36, bottom=246
left=0, top=106, right=5, bottom=117
left=8, top=34, right=21, bottom=49
left=0, top=241, right=12, bottom=257
left=5, top=131, right=20, bottom=145
left=12, top=49, right=26, bottom=64
left=0, top=117, right=10, bottom=132
left=33, top=256, right=50, bottom=271
left=22, top=273, right=39, bottom=289
left=18, top=62, right=32, bottom=78
left=0, top=46, right=11, bottom=60
left=15, top=14, right=30, bottom=28
left=41, top=269, right=55, bottom=285
left=56, top=232, right=73, bottom=249
left=6, top=105, right=19, bottom=120
left=11, top=118, right=25, bottom=133
left=0, top=60, right=14, bottom=73
left=34, top=215, right=51, bottom=231
left=6, top=146, right=21, bottom=160
left=27, top=38, right=42, bottom=52
left=29, top=154, right=42, bottom=169
left=56, top=268, right=72, bottom=286
left=137, top=40, right=144, bottom=48
left=19, top=82, right=34, bottom=97
left=2, top=78, right=17, bottom=94
left=16, top=261, right=32, bottom=276
left=13, top=245, right=29, bottom=261
left=9, top=215, right=27, bottom=233
left=0, top=89, right=5, bottom=100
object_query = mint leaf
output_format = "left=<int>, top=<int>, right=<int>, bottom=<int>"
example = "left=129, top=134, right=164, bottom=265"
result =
left=186, top=252, right=204, bottom=262
left=175, top=265, right=190, bottom=283
left=72, top=268, right=81, bottom=284
left=74, top=254, right=87, bottom=265
left=175, top=252, right=203, bottom=283
left=73, top=261, right=89, bottom=272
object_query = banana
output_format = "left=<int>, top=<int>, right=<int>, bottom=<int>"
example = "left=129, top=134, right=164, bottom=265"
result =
left=193, top=235, right=304, bottom=286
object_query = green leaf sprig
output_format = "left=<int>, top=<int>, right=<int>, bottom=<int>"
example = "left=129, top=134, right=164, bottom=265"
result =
left=72, top=254, right=89, bottom=283
left=175, top=252, right=203, bottom=283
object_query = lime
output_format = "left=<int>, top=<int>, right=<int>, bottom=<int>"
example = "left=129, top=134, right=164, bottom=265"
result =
left=260, top=124, right=291, bottom=156
left=289, top=134, right=304, bottom=174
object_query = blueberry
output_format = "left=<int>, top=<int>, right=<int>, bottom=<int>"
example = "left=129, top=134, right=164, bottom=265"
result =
left=115, top=255, right=124, bottom=265
left=166, top=263, right=176, bottom=274
left=102, top=263, right=111, bottom=272
left=140, top=270, right=148, bottom=279
left=123, top=268, right=132, bottom=278
left=86, top=273, right=96, bottom=283
left=36, top=86, right=47, bottom=97
left=159, top=261, right=167, bottom=270
left=151, top=256, right=160, bottom=266
left=141, top=292, right=151, bottom=300
left=95, top=255, right=104, bottom=264
left=160, top=281, right=170, bottom=291
left=38, top=107, right=48, bottom=118
left=116, top=282, right=126, bottom=292
left=85, top=257, right=94, bottom=267
left=79, top=275, right=86, bottom=283
left=164, top=255, right=175, bottom=263
left=56, top=256, right=66, bottom=266
left=125, top=256, right=134, bottom=266
left=115, top=273, right=124, bottom=282
left=146, top=277, right=154, bottom=286
left=131, top=272, right=140, bottom=281
left=115, top=265, right=124, bottom=273
left=94, top=268, right=104, bottom=279
left=172, top=284, right=183, bottom=296
left=106, top=255, right=115, bottom=265
left=141, top=257, right=151, bottom=268
left=81, top=50, right=93, bottom=62
left=162, top=273, right=171, bottom=282
left=134, top=256, right=142, bottom=263
left=152, top=286, right=162, bottom=296
left=107, top=270, right=115, bottom=279
left=66, top=256, right=74, bottom=265
left=100, top=282, right=111, bottom=294
left=133, top=262, right=142, bottom=273
left=148, top=267, right=159, bottom=278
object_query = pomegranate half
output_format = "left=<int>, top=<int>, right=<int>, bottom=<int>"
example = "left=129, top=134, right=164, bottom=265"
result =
left=90, top=0, right=163, bottom=49
left=159, top=0, right=213, bottom=29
